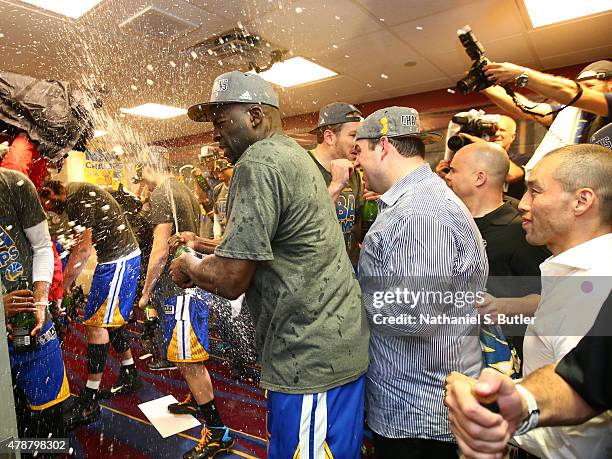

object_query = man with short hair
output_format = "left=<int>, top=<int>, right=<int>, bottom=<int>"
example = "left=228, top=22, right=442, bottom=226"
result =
left=354, top=106, right=488, bottom=457
left=170, top=71, right=369, bottom=458
left=445, top=142, right=549, bottom=279
left=308, top=102, right=364, bottom=261
left=40, top=180, right=142, bottom=429
left=448, top=144, right=612, bottom=458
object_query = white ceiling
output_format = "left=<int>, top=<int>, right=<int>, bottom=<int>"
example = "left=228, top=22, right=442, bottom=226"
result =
left=0, top=0, right=610, bottom=147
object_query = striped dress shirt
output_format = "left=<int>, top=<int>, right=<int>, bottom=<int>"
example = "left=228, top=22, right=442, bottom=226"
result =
left=358, top=163, right=488, bottom=441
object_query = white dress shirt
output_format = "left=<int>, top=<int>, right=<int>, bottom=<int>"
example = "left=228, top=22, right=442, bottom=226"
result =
left=514, top=233, right=612, bottom=459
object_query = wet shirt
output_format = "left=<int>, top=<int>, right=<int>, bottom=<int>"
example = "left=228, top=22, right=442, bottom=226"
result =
left=150, top=178, right=201, bottom=300
left=0, top=169, right=47, bottom=290
left=308, top=150, right=363, bottom=263
left=216, top=134, right=369, bottom=394
left=65, top=183, right=138, bottom=263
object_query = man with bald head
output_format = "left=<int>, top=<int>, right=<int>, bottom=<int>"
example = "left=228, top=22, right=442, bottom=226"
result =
left=438, top=114, right=527, bottom=199
left=446, top=142, right=549, bottom=279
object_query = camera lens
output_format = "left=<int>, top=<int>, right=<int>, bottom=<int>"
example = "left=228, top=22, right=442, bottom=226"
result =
left=447, top=135, right=469, bottom=152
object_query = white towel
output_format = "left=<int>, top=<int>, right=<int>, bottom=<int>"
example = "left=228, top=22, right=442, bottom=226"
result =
left=525, top=106, right=582, bottom=178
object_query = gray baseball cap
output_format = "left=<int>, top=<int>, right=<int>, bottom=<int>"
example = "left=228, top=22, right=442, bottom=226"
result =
left=309, top=102, right=364, bottom=134
left=355, top=106, right=442, bottom=144
left=188, top=71, right=280, bottom=122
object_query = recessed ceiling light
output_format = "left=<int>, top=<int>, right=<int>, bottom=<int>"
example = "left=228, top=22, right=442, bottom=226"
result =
left=19, top=0, right=103, bottom=19
left=523, top=0, right=610, bottom=27
left=93, top=130, right=108, bottom=138
left=251, top=57, right=337, bottom=88
left=120, top=103, right=187, bottom=119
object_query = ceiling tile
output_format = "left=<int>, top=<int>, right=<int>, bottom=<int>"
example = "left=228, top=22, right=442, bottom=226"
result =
left=249, top=0, right=384, bottom=57
left=353, top=0, right=479, bottom=27
left=528, top=12, right=612, bottom=59
left=390, top=0, right=526, bottom=56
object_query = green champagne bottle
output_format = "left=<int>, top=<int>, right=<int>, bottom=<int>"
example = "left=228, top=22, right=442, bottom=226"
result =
left=143, top=303, right=156, bottom=321
left=193, top=171, right=211, bottom=193
left=11, top=276, right=37, bottom=352
left=174, top=243, right=195, bottom=258
left=360, top=199, right=378, bottom=242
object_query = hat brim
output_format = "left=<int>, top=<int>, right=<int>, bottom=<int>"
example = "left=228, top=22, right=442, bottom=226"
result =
left=355, top=132, right=443, bottom=145
left=188, top=101, right=280, bottom=122
left=188, top=102, right=216, bottom=122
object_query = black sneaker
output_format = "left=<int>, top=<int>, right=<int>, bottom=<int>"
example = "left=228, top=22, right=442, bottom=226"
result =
left=168, top=393, right=199, bottom=416
left=148, top=358, right=178, bottom=371
left=183, top=427, right=234, bottom=459
left=141, top=318, right=162, bottom=355
left=100, top=367, right=143, bottom=398
left=64, top=394, right=101, bottom=430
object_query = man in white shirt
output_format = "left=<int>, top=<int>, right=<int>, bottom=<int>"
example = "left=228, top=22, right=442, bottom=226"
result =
left=448, top=143, right=612, bottom=458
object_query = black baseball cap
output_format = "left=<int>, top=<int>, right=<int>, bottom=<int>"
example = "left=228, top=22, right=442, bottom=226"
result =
left=309, top=102, right=364, bottom=134
left=576, top=60, right=612, bottom=81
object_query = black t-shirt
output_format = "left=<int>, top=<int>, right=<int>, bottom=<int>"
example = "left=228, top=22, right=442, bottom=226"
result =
left=475, top=198, right=550, bottom=296
left=149, top=178, right=201, bottom=299
left=65, top=183, right=139, bottom=263
left=556, top=291, right=612, bottom=411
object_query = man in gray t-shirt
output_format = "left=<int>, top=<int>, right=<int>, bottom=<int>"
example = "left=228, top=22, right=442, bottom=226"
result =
left=170, top=71, right=369, bottom=458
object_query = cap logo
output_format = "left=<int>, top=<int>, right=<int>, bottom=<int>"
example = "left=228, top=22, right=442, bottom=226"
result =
left=215, top=78, right=229, bottom=92
left=239, top=91, right=253, bottom=100
left=379, top=116, right=389, bottom=135
left=401, top=114, right=417, bottom=127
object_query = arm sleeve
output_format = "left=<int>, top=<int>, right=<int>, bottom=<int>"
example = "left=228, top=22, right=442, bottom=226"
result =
left=215, top=161, right=281, bottom=261
left=24, top=220, right=54, bottom=284
left=556, top=293, right=612, bottom=410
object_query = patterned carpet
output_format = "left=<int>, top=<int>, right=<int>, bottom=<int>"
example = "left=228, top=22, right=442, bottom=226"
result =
left=61, top=318, right=267, bottom=459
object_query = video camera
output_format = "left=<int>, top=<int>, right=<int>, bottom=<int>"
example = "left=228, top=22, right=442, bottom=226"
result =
left=456, top=25, right=494, bottom=95
left=444, top=110, right=500, bottom=158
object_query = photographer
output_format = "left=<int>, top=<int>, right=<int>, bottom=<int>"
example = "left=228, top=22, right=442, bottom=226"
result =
left=482, top=60, right=611, bottom=127
left=480, top=60, right=611, bottom=176
left=436, top=113, right=526, bottom=198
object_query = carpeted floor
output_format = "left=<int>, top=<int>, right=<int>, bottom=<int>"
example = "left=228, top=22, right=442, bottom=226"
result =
left=61, top=318, right=267, bottom=459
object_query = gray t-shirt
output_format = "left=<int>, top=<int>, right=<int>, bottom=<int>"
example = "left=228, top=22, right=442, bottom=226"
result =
left=215, top=134, right=369, bottom=394
left=150, top=178, right=201, bottom=300
left=0, top=170, right=47, bottom=291
left=65, top=183, right=138, bottom=263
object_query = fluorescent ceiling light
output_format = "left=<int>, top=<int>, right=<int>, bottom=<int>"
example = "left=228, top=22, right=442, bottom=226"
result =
left=93, top=130, right=107, bottom=138
left=253, top=57, right=337, bottom=88
left=120, top=103, right=187, bottom=120
left=19, top=0, right=104, bottom=19
left=523, top=0, right=611, bottom=27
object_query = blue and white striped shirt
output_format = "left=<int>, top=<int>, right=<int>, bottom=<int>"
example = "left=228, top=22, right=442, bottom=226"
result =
left=358, top=163, right=488, bottom=441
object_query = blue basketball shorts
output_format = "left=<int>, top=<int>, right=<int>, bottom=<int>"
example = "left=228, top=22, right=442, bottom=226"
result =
left=162, top=293, right=209, bottom=363
left=9, top=321, right=70, bottom=410
left=84, top=251, right=140, bottom=327
left=267, top=375, right=365, bottom=459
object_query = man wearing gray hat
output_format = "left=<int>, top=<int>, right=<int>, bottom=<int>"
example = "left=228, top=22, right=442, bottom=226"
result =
left=354, top=106, right=488, bottom=457
left=173, top=71, right=369, bottom=458
left=308, top=102, right=366, bottom=263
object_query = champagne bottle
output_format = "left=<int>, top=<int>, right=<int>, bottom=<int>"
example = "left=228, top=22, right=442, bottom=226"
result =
left=360, top=199, right=378, bottom=242
left=11, top=276, right=37, bottom=352
left=143, top=303, right=156, bottom=321
left=174, top=243, right=195, bottom=258
left=193, top=170, right=211, bottom=193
